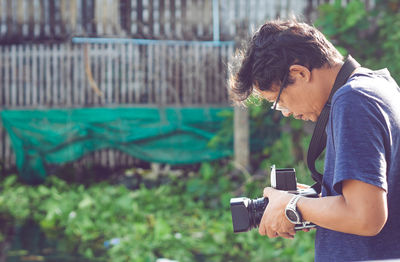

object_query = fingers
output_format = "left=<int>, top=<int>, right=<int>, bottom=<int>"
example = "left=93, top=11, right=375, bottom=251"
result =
left=259, top=212, right=279, bottom=238
left=287, top=227, right=296, bottom=236
left=263, top=229, right=295, bottom=239
left=259, top=222, right=266, bottom=236
left=263, top=187, right=275, bottom=198
left=266, top=227, right=277, bottom=238
left=277, top=232, right=295, bottom=239
left=260, top=221, right=296, bottom=239
left=261, top=187, right=296, bottom=239
left=297, top=183, right=310, bottom=189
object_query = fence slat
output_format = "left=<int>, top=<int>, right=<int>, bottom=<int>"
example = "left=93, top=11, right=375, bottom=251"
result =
left=46, top=45, right=52, bottom=105
left=59, top=44, right=65, bottom=105
left=38, top=44, right=44, bottom=104
left=25, top=46, right=30, bottom=106
left=127, top=43, right=134, bottom=103
left=54, top=44, right=59, bottom=105
left=73, top=44, right=79, bottom=105
left=17, top=45, right=23, bottom=106
left=80, top=46, right=86, bottom=105
left=66, top=44, right=72, bottom=106
left=4, top=46, right=10, bottom=107
left=114, top=44, right=120, bottom=104
left=104, top=44, right=110, bottom=103
left=120, top=44, right=126, bottom=104
left=154, top=43, right=160, bottom=104
left=174, top=44, right=180, bottom=104
left=32, top=45, right=38, bottom=107
left=93, top=43, right=101, bottom=105
left=147, top=44, right=153, bottom=103
left=160, top=44, right=167, bottom=105
left=11, top=45, right=17, bottom=106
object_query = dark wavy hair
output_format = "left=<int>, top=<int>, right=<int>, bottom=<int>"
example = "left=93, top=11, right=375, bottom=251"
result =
left=229, top=20, right=343, bottom=102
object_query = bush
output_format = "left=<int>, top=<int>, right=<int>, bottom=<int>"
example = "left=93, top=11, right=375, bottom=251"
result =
left=0, top=166, right=315, bottom=262
left=316, top=0, right=400, bottom=82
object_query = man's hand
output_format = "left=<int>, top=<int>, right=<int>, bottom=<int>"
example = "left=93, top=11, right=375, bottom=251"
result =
left=259, top=187, right=296, bottom=239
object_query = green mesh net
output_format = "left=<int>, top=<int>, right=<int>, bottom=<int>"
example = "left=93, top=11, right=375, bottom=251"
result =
left=1, top=107, right=233, bottom=183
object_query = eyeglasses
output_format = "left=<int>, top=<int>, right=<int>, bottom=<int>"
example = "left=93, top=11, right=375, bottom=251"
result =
left=270, top=75, right=290, bottom=114
left=271, top=83, right=285, bottom=111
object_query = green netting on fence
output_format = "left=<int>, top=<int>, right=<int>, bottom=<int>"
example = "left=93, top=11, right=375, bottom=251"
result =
left=1, top=107, right=234, bottom=183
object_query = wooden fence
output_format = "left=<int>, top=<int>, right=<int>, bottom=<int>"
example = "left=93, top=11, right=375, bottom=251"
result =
left=0, top=0, right=373, bottom=44
left=0, top=40, right=234, bottom=170
left=0, top=40, right=233, bottom=108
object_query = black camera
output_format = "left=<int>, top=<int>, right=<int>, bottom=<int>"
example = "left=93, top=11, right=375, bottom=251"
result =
left=230, top=165, right=318, bottom=233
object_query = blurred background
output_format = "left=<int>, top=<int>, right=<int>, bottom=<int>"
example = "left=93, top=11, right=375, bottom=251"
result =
left=0, top=0, right=397, bottom=261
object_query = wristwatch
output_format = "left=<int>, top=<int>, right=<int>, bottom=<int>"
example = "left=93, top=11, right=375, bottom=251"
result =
left=285, top=195, right=303, bottom=224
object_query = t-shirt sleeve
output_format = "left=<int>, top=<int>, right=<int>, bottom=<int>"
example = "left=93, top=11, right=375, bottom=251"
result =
left=330, top=91, right=388, bottom=194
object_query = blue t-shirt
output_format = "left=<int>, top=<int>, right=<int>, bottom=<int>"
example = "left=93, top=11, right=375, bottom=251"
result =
left=315, top=68, right=400, bottom=261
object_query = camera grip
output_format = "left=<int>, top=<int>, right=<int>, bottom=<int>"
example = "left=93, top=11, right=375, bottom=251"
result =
left=294, top=221, right=316, bottom=231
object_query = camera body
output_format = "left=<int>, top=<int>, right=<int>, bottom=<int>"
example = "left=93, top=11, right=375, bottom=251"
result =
left=230, top=165, right=318, bottom=233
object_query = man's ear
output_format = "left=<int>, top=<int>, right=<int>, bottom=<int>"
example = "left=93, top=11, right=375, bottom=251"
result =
left=289, top=65, right=311, bottom=83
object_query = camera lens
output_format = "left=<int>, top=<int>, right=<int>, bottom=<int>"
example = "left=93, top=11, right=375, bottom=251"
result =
left=249, top=197, right=269, bottom=228
left=230, top=197, right=269, bottom=233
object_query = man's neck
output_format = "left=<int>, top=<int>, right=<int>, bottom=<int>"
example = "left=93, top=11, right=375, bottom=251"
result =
left=327, top=62, right=346, bottom=95
left=313, top=62, right=344, bottom=115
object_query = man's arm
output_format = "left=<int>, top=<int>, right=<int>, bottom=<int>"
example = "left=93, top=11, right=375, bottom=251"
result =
left=259, top=179, right=387, bottom=238
left=299, top=179, right=387, bottom=236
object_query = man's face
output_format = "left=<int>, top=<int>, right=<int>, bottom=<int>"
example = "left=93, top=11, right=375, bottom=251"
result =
left=255, top=66, right=323, bottom=122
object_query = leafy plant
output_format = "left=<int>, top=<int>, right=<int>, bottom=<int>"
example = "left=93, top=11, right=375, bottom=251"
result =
left=316, top=0, right=400, bottom=82
left=208, top=98, right=281, bottom=155
left=0, top=170, right=316, bottom=262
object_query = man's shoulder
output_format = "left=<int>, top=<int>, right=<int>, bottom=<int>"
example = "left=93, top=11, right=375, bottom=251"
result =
left=332, top=68, right=400, bottom=109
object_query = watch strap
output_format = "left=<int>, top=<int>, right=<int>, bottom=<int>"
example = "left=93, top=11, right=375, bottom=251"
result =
left=288, top=195, right=302, bottom=209
left=286, top=195, right=303, bottom=224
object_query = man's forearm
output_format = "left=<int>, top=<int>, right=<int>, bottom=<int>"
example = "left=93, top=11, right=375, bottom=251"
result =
left=261, top=180, right=387, bottom=237
left=298, top=195, right=365, bottom=234
left=298, top=189, right=386, bottom=236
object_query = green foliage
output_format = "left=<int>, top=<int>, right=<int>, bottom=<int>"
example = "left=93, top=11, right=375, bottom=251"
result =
left=185, top=162, right=234, bottom=209
left=316, top=0, right=400, bottom=82
left=247, top=99, right=282, bottom=152
left=208, top=97, right=281, bottom=153
left=0, top=176, right=31, bottom=223
left=316, top=0, right=368, bottom=52
left=0, top=170, right=316, bottom=262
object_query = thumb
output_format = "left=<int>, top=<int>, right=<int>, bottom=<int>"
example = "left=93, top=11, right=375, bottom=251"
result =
left=263, top=187, right=276, bottom=198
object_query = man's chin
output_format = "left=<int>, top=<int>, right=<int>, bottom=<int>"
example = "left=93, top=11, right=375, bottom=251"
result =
left=293, top=114, right=317, bottom=122
left=300, top=115, right=317, bottom=122
left=309, top=115, right=318, bottom=122
left=294, top=114, right=303, bottom=120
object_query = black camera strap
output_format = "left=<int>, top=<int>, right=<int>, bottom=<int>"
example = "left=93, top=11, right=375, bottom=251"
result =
left=307, top=55, right=360, bottom=195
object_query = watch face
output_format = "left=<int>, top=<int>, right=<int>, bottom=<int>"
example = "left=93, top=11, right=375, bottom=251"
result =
left=286, top=209, right=298, bottom=222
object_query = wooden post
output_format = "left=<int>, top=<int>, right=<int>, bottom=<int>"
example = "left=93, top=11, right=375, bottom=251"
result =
left=120, top=0, right=132, bottom=35
left=234, top=105, right=250, bottom=171
left=137, top=0, right=144, bottom=37
left=49, top=0, right=56, bottom=37
left=6, top=0, right=13, bottom=42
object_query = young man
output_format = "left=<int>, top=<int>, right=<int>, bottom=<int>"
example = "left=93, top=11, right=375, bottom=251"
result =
left=229, top=20, right=400, bottom=261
